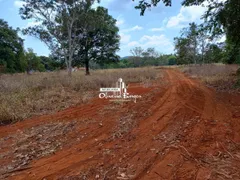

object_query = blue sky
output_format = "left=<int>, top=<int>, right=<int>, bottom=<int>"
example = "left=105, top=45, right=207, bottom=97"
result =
left=0, top=0, right=208, bottom=57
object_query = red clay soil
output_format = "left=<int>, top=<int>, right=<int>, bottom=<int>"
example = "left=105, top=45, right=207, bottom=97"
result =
left=0, top=69, right=240, bottom=180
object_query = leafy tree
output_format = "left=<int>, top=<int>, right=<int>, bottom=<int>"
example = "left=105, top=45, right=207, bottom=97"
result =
left=168, top=55, right=177, bottom=65
left=0, top=19, right=26, bottom=73
left=25, top=48, right=45, bottom=73
left=39, top=56, right=63, bottom=71
left=19, top=0, right=98, bottom=76
left=174, top=37, right=192, bottom=65
left=181, top=22, right=198, bottom=64
left=146, top=47, right=159, bottom=58
left=73, top=7, right=120, bottom=75
left=205, top=43, right=224, bottom=63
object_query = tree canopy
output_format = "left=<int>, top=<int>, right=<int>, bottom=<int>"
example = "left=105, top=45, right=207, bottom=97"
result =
left=0, top=19, right=26, bottom=73
left=19, top=0, right=119, bottom=75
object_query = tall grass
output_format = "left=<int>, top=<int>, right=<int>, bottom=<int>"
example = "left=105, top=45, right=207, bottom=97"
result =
left=180, top=64, right=239, bottom=91
left=181, top=64, right=238, bottom=77
left=0, top=67, right=158, bottom=125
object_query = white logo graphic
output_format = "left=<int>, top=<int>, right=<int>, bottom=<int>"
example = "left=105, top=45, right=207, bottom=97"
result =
left=99, top=78, right=142, bottom=103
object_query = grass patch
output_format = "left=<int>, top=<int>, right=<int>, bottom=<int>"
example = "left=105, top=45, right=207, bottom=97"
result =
left=180, top=64, right=240, bottom=92
left=0, top=67, right=158, bottom=125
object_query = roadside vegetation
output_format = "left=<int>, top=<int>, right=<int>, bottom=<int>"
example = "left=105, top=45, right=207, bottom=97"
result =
left=0, top=67, right=158, bottom=125
left=181, top=64, right=240, bottom=92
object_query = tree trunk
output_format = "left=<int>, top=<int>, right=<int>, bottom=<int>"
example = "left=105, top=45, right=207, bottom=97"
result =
left=85, top=51, right=90, bottom=75
left=68, top=65, right=72, bottom=77
left=65, top=57, right=72, bottom=77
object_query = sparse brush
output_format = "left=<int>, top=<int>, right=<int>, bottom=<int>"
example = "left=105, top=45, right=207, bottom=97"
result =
left=0, top=67, right=158, bottom=125
left=180, top=64, right=240, bottom=92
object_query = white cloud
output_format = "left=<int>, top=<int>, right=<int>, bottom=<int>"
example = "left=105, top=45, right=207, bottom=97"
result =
left=126, top=34, right=174, bottom=53
left=149, top=28, right=164, bottom=32
left=116, top=16, right=125, bottom=26
left=14, top=0, right=26, bottom=8
left=120, top=33, right=131, bottom=44
left=122, top=25, right=143, bottom=33
left=127, top=41, right=140, bottom=47
left=166, top=6, right=206, bottom=28
left=116, top=19, right=124, bottom=26
left=140, top=35, right=172, bottom=47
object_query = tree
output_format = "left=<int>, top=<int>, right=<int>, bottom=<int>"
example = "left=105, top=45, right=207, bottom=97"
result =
left=73, top=7, right=120, bottom=75
left=182, top=22, right=198, bottom=64
left=0, top=19, right=26, bottom=73
left=197, top=28, right=209, bottom=64
left=39, top=56, right=63, bottom=71
left=168, top=55, right=177, bottom=65
left=130, top=47, right=144, bottom=57
left=134, top=0, right=240, bottom=64
left=25, top=48, right=45, bottom=73
left=19, top=0, right=98, bottom=76
left=174, top=37, right=192, bottom=65
left=130, top=47, right=144, bottom=67
left=204, top=43, right=224, bottom=63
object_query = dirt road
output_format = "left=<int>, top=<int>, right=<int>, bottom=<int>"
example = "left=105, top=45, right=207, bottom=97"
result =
left=0, top=69, right=240, bottom=180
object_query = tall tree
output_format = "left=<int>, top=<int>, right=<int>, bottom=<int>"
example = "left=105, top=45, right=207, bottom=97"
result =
left=130, top=47, right=144, bottom=57
left=0, top=19, right=26, bottom=73
left=19, top=0, right=97, bottom=76
left=174, top=37, right=192, bottom=65
left=183, top=22, right=198, bottom=64
left=73, top=7, right=120, bottom=75
left=130, top=47, right=144, bottom=67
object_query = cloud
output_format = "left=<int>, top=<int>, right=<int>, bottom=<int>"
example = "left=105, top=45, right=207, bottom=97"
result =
left=119, top=33, right=131, bottom=44
left=166, top=6, right=206, bottom=28
left=14, top=0, right=26, bottom=8
left=126, top=34, right=174, bottom=53
left=127, top=41, right=140, bottom=47
left=116, top=16, right=125, bottom=26
left=149, top=28, right=164, bottom=32
left=122, top=25, right=143, bottom=33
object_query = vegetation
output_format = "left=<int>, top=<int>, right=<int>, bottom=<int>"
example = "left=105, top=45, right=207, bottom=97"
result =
left=0, top=67, right=158, bottom=125
left=181, top=64, right=239, bottom=92
left=20, top=0, right=120, bottom=75
left=0, top=19, right=25, bottom=73
left=134, top=0, right=240, bottom=64
left=0, top=0, right=240, bottom=125
left=101, top=47, right=176, bottom=69
left=174, top=22, right=225, bottom=65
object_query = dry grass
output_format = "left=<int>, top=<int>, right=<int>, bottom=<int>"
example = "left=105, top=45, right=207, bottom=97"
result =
left=0, top=121, right=78, bottom=178
left=0, top=67, right=158, bottom=125
left=180, top=64, right=240, bottom=92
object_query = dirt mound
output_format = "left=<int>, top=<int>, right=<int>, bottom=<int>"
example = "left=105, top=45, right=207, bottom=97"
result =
left=0, top=69, right=240, bottom=180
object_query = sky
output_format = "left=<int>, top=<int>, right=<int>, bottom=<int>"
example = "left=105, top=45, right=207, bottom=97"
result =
left=0, top=0, right=209, bottom=57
